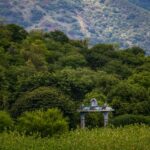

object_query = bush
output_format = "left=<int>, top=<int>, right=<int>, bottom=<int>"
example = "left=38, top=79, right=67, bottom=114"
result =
left=111, top=114, right=150, bottom=127
left=0, top=111, right=13, bottom=132
left=86, top=113, right=104, bottom=128
left=17, top=108, right=68, bottom=137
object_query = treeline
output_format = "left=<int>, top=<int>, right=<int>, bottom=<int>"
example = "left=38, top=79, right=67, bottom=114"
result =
left=0, top=24, right=150, bottom=132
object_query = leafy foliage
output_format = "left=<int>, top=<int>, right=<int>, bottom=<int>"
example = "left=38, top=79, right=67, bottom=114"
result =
left=0, top=111, right=13, bottom=132
left=11, top=87, right=74, bottom=117
left=111, top=114, right=150, bottom=127
left=44, top=30, right=69, bottom=44
left=17, top=108, right=68, bottom=137
left=0, top=24, right=150, bottom=130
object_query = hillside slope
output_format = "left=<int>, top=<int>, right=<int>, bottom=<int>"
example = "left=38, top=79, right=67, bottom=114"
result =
left=0, top=0, right=150, bottom=52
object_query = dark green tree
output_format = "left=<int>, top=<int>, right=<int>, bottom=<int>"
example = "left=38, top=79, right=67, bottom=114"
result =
left=45, top=30, right=69, bottom=44
left=11, top=86, right=75, bottom=116
left=6, top=24, right=28, bottom=42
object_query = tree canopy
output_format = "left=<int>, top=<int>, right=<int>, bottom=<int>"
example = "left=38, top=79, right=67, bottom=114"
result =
left=0, top=24, right=150, bottom=128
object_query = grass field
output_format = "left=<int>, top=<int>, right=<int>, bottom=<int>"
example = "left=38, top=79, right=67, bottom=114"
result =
left=0, top=125, right=150, bottom=150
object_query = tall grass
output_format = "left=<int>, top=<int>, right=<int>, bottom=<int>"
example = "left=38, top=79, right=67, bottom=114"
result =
left=0, top=125, right=150, bottom=150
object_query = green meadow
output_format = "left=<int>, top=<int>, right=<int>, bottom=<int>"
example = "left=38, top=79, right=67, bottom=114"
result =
left=0, top=125, right=150, bottom=150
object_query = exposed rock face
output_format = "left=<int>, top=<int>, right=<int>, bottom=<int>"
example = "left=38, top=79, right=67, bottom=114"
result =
left=0, top=0, right=150, bottom=52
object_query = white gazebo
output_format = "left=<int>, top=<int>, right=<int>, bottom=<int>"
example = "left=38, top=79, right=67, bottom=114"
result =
left=78, top=98, right=114, bottom=128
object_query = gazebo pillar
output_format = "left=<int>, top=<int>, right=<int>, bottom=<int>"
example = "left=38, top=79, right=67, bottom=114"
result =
left=80, top=112, right=85, bottom=128
left=103, top=112, right=109, bottom=127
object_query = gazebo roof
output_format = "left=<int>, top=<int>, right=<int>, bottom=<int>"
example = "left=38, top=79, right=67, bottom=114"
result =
left=78, top=106, right=114, bottom=113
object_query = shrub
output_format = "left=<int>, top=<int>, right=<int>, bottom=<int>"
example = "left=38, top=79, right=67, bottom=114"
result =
left=17, top=108, right=68, bottom=137
left=86, top=113, right=104, bottom=128
left=111, top=114, right=150, bottom=127
left=0, top=111, right=13, bottom=132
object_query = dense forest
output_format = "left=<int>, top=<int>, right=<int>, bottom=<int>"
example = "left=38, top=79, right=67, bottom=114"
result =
left=0, top=24, right=150, bottom=136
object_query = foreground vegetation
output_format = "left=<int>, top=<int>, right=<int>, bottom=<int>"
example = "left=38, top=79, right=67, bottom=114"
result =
left=0, top=125, right=150, bottom=150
